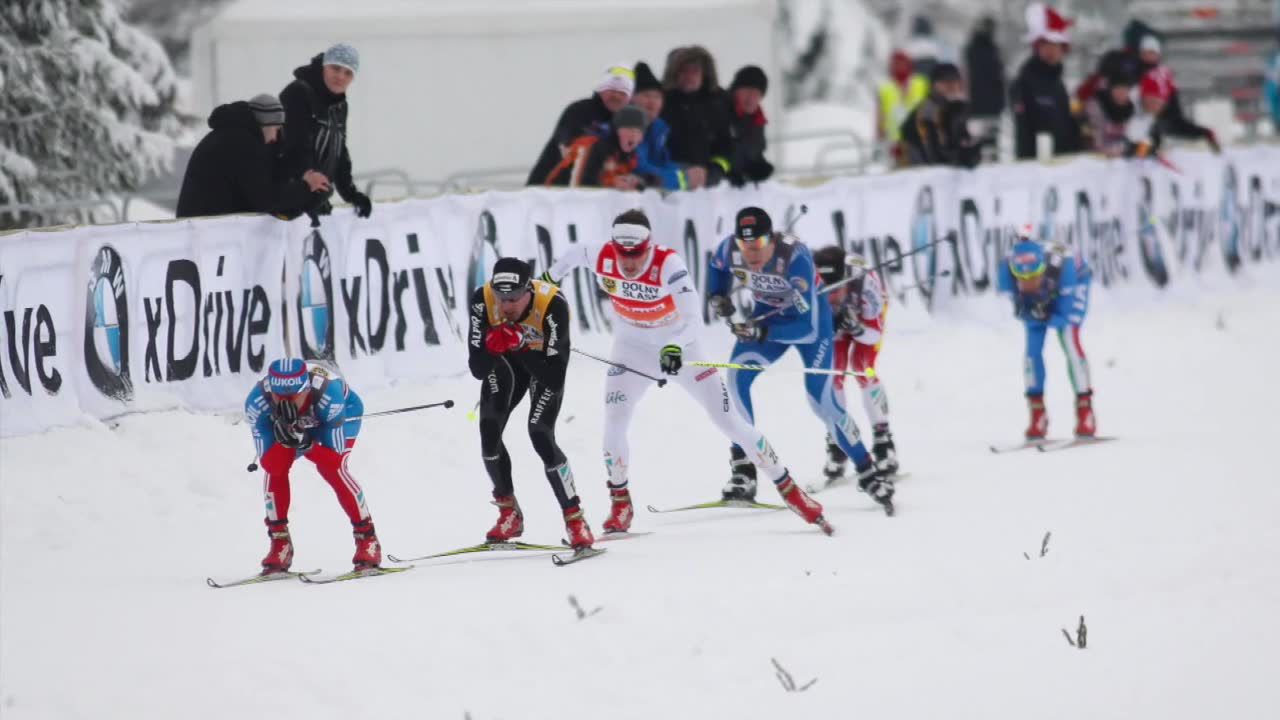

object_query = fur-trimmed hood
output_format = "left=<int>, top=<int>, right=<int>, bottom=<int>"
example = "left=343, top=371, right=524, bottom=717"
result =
left=662, top=45, right=720, bottom=93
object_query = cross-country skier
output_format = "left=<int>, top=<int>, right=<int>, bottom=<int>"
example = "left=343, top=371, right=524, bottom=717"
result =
left=812, top=245, right=899, bottom=480
left=246, top=358, right=380, bottom=573
left=996, top=226, right=1097, bottom=438
left=545, top=209, right=832, bottom=534
left=707, top=207, right=895, bottom=513
left=467, top=257, right=595, bottom=550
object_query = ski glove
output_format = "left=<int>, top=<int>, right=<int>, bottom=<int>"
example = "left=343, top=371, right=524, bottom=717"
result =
left=835, top=306, right=864, bottom=337
left=350, top=192, right=373, bottom=218
left=484, top=323, right=524, bottom=355
left=708, top=295, right=735, bottom=319
left=659, top=344, right=683, bottom=375
left=731, top=322, right=768, bottom=343
left=272, top=401, right=308, bottom=449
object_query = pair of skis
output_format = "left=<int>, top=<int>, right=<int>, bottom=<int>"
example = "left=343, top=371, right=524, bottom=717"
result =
left=988, top=435, right=1117, bottom=455
left=206, top=565, right=414, bottom=588
left=388, top=540, right=608, bottom=567
left=646, top=497, right=848, bottom=528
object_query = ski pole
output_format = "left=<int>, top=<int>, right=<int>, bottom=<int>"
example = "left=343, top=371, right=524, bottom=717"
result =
left=245, top=399, right=456, bottom=472
left=571, top=348, right=667, bottom=387
left=689, top=360, right=874, bottom=379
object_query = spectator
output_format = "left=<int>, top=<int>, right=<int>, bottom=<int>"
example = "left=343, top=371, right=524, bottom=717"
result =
left=661, top=45, right=732, bottom=188
left=1075, top=19, right=1160, bottom=104
left=877, top=50, right=930, bottom=159
left=899, top=63, right=980, bottom=168
left=964, top=16, right=1006, bottom=143
left=527, top=64, right=635, bottom=185
left=279, top=43, right=372, bottom=219
left=1011, top=3, right=1081, bottom=159
left=1132, top=66, right=1220, bottom=154
left=1266, top=40, right=1280, bottom=129
left=1132, top=39, right=1221, bottom=150
left=542, top=105, right=647, bottom=189
left=631, top=61, right=694, bottom=190
left=1081, top=72, right=1136, bottom=156
left=723, top=65, right=774, bottom=187
left=176, top=94, right=325, bottom=219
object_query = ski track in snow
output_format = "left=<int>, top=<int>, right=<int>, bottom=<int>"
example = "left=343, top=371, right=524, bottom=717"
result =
left=2, top=284, right=1279, bottom=719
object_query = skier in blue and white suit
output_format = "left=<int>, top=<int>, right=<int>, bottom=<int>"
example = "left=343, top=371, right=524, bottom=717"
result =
left=707, top=207, right=894, bottom=511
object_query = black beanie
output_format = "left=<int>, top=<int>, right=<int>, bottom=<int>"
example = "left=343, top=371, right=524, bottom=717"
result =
left=730, top=65, right=768, bottom=95
left=613, top=105, right=649, bottom=131
left=634, top=61, right=661, bottom=93
left=929, top=62, right=961, bottom=84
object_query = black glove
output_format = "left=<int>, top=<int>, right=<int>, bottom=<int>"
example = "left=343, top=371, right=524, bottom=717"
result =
left=659, top=344, right=683, bottom=375
left=708, top=295, right=734, bottom=319
left=730, top=322, right=767, bottom=342
left=350, top=192, right=372, bottom=218
left=835, top=306, right=864, bottom=338
left=272, top=400, right=306, bottom=449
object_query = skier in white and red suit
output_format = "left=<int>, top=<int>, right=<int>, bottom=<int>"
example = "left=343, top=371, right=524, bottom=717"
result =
left=545, top=208, right=832, bottom=535
left=811, top=246, right=899, bottom=482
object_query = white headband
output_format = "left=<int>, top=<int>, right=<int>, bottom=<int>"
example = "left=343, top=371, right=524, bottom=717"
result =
left=611, top=223, right=650, bottom=247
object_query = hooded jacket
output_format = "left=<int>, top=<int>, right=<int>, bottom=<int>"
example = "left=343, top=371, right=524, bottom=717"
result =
left=660, top=46, right=733, bottom=183
left=1010, top=54, right=1082, bottom=159
left=176, top=102, right=313, bottom=219
left=279, top=54, right=360, bottom=204
left=527, top=94, right=615, bottom=185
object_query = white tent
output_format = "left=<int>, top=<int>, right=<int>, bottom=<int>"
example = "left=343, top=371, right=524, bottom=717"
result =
left=191, top=0, right=780, bottom=195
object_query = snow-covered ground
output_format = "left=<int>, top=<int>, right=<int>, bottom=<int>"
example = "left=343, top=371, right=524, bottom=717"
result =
left=3, top=282, right=1279, bottom=719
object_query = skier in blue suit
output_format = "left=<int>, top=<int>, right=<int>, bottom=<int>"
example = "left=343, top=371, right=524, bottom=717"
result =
left=707, top=207, right=894, bottom=512
left=996, top=227, right=1097, bottom=439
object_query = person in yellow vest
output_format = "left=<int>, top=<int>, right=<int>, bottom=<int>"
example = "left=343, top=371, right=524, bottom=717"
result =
left=467, top=257, right=596, bottom=551
left=877, top=50, right=930, bottom=164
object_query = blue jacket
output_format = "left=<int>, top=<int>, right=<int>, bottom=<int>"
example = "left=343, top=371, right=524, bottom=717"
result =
left=707, top=233, right=825, bottom=344
left=634, top=117, right=687, bottom=191
left=997, top=247, right=1090, bottom=329
left=245, top=368, right=358, bottom=454
left=1266, top=51, right=1280, bottom=125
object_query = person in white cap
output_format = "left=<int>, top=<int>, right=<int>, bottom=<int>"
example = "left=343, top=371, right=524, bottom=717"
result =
left=527, top=64, right=635, bottom=184
left=279, top=43, right=373, bottom=219
left=1010, top=3, right=1081, bottom=159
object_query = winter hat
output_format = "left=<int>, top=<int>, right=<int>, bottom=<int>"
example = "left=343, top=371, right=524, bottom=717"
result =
left=596, top=64, right=636, bottom=97
left=1009, top=240, right=1047, bottom=280
left=1139, top=67, right=1174, bottom=102
left=611, top=209, right=652, bottom=256
left=813, top=245, right=848, bottom=285
left=267, top=358, right=309, bottom=396
left=633, top=62, right=662, bottom=93
left=248, top=93, right=284, bottom=126
left=612, top=105, right=649, bottom=132
left=735, top=207, right=773, bottom=243
left=490, top=257, right=533, bottom=299
left=1139, top=34, right=1162, bottom=55
left=729, top=65, right=769, bottom=95
left=323, top=43, right=360, bottom=74
left=929, top=62, right=962, bottom=84
left=1025, top=2, right=1072, bottom=45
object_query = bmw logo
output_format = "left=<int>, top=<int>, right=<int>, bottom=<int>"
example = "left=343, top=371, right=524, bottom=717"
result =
left=83, top=245, right=132, bottom=400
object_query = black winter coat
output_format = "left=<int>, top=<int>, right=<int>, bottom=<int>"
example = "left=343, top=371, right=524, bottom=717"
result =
left=527, top=94, right=613, bottom=185
left=661, top=86, right=733, bottom=182
left=965, top=31, right=1006, bottom=117
left=724, top=98, right=773, bottom=186
left=1010, top=56, right=1082, bottom=159
left=279, top=55, right=359, bottom=205
left=900, top=96, right=980, bottom=168
left=175, top=102, right=313, bottom=219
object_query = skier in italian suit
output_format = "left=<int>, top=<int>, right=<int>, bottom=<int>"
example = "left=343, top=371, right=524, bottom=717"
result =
left=545, top=209, right=833, bottom=534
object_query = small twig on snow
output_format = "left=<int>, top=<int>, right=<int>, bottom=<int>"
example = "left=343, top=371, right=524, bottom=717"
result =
left=567, top=594, right=602, bottom=621
left=772, top=658, right=817, bottom=692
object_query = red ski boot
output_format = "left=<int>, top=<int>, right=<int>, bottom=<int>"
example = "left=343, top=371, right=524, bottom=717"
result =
left=485, top=495, right=524, bottom=543
left=261, top=520, right=293, bottom=573
left=777, top=474, right=833, bottom=534
left=1025, top=394, right=1048, bottom=439
left=563, top=507, right=595, bottom=549
left=352, top=520, right=382, bottom=569
left=1074, top=392, right=1097, bottom=437
left=601, top=488, right=634, bottom=534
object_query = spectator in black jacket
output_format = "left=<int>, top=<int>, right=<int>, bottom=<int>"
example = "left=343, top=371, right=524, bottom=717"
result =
left=724, top=65, right=774, bottom=186
left=661, top=45, right=732, bottom=188
left=1081, top=72, right=1136, bottom=156
left=527, top=65, right=634, bottom=185
left=279, top=43, right=372, bottom=219
left=964, top=15, right=1005, bottom=146
left=900, top=63, right=980, bottom=168
left=1011, top=4, right=1081, bottom=159
left=176, top=95, right=325, bottom=219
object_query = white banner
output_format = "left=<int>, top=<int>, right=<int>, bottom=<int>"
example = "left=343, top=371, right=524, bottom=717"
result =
left=2, top=148, right=1277, bottom=436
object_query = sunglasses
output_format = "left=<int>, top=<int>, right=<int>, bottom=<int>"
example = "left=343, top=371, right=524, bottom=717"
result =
left=493, top=286, right=529, bottom=301
left=1010, top=263, right=1046, bottom=281
left=735, top=233, right=770, bottom=251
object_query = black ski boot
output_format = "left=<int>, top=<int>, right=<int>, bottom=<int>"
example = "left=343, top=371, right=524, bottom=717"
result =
left=823, top=433, right=848, bottom=483
left=722, top=445, right=758, bottom=502
left=856, top=462, right=895, bottom=516
left=872, top=424, right=899, bottom=476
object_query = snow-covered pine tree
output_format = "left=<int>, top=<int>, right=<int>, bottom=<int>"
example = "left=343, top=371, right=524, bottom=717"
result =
left=0, top=0, right=183, bottom=229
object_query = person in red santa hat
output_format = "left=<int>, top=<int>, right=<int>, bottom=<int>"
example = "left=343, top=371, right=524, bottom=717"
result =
left=1125, top=66, right=1220, bottom=157
left=1010, top=3, right=1082, bottom=160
